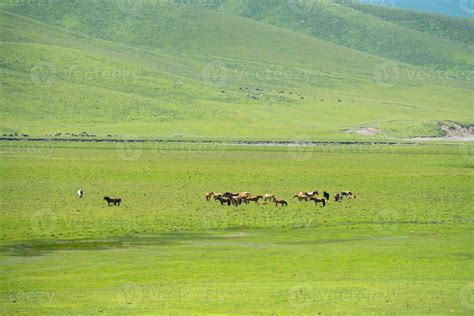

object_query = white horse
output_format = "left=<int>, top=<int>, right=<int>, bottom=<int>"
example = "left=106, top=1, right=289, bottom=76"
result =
left=77, top=189, right=84, bottom=198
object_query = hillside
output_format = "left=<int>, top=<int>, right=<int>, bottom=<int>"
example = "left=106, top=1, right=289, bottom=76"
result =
left=0, top=1, right=472, bottom=141
left=219, top=0, right=473, bottom=71
left=347, top=1, right=474, bottom=45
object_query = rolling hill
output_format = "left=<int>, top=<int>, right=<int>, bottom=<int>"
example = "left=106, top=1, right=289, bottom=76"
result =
left=219, top=0, right=473, bottom=70
left=0, top=0, right=472, bottom=141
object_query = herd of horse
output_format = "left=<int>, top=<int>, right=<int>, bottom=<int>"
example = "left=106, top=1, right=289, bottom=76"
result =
left=81, top=190, right=355, bottom=208
left=205, top=191, right=356, bottom=207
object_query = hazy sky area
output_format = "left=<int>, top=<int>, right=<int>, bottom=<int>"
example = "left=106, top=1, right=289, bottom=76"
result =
left=359, top=0, right=473, bottom=17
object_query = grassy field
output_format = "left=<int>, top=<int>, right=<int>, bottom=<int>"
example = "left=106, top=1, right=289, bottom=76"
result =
left=0, top=141, right=472, bottom=314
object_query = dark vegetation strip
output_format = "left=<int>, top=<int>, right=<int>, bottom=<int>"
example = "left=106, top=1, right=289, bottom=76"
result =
left=0, top=137, right=418, bottom=146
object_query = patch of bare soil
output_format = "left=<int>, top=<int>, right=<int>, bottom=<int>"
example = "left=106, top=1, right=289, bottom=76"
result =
left=409, top=121, right=474, bottom=142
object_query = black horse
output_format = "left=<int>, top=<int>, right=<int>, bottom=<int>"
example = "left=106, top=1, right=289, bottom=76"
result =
left=323, top=191, right=330, bottom=201
left=215, top=196, right=231, bottom=206
left=104, top=196, right=122, bottom=206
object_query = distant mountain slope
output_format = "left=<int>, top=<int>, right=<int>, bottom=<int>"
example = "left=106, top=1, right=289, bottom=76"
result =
left=2, top=0, right=385, bottom=80
left=0, top=1, right=472, bottom=140
left=359, top=0, right=474, bottom=17
left=348, top=1, right=474, bottom=45
left=218, top=0, right=473, bottom=71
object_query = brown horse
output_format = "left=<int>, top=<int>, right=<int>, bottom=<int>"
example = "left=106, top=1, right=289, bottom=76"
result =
left=274, top=198, right=288, bottom=207
left=231, top=196, right=242, bottom=207
left=264, top=194, right=275, bottom=202
left=104, top=196, right=122, bottom=206
left=215, top=196, right=231, bottom=206
left=238, top=192, right=251, bottom=198
left=294, top=193, right=310, bottom=202
left=247, top=195, right=263, bottom=204
left=205, top=192, right=215, bottom=201
left=310, top=196, right=326, bottom=207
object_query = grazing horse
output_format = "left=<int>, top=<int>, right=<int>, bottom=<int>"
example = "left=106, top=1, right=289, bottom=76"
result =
left=310, top=196, right=326, bottom=207
left=223, top=192, right=237, bottom=198
left=294, top=193, right=309, bottom=202
left=305, top=191, right=319, bottom=197
left=342, top=191, right=353, bottom=198
left=231, top=196, right=242, bottom=207
left=103, top=196, right=122, bottom=206
left=335, top=193, right=342, bottom=202
left=323, top=191, right=330, bottom=201
left=77, top=189, right=84, bottom=199
left=205, top=192, right=215, bottom=202
left=238, top=192, right=251, bottom=199
left=274, top=198, right=288, bottom=207
left=216, top=196, right=231, bottom=206
left=264, top=194, right=275, bottom=202
left=247, top=195, right=263, bottom=204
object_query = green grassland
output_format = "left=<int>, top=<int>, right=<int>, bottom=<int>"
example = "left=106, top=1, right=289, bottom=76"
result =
left=0, top=1, right=472, bottom=140
left=0, top=142, right=472, bottom=314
